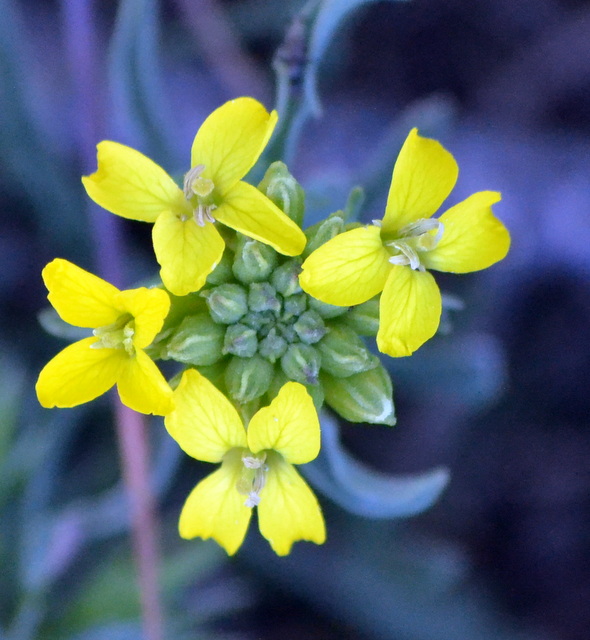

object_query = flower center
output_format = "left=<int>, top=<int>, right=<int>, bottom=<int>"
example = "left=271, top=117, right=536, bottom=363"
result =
left=236, top=451, right=268, bottom=508
left=183, top=165, right=218, bottom=226
left=91, top=314, right=135, bottom=355
left=385, top=218, right=444, bottom=271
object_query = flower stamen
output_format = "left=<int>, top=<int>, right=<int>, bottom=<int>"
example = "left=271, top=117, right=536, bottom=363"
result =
left=91, top=315, right=135, bottom=355
left=237, top=452, right=268, bottom=508
left=386, top=218, right=444, bottom=270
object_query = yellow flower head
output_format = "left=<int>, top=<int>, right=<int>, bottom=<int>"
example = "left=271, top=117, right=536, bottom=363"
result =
left=82, top=98, right=306, bottom=296
left=299, top=128, right=511, bottom=357
left=165, top=370, right=326, bottom=556
left=36, top=259, right=173, bottom=415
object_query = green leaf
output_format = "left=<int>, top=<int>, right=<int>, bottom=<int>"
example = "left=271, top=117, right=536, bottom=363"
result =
left=303, top=412, right=449, bottom=518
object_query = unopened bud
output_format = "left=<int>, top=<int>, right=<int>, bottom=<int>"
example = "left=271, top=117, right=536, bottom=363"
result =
left=270, top=259, right=302, bottom=297
left=293, top=310, right=326, bottom=345
left=342, top=299, right=380, bottom=336
left=258, top=161, right=305, bottom=227
left=225, top=354, right=274, bottom=403
left=223, top=323, right=258, bottom=358
left=258, top=327, right=288, bottom=363
left=316, top=324, right=378, bottom=377
left=282, top=292, right=307, bottom=320
left=202, top=284, right=248, bottom=324
left=281, top=343, right=321, bottom=386
left=307, top=296, right=348, bottom=319
left=206, top=250, right=234, bottom=285
left=266, top=368, right=324, bottom=411
left=164, top=314, right=225, bottom=366
left=248, top=283, right=281, bottom=314
left=302, top=212, right=345, bottom=259
left=232, top=236, right=278, bottom=284
left=322, top=364, right=396, bottom=426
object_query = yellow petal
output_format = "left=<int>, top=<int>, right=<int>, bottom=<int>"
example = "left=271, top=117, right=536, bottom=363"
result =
left=382, top=129, right=458, bottom=234
left=299, top=226, right=391, bottom=306
left=36, top=337, right=125, bottom=408
left=42, top=259, right=120, bottom=328
left=114, top=287, right=170, bottom=349
left=165, top=369, right=246, bottom=463
left=257, top=452, right=326, bottom=556
left=82, top=141, right=189, bottom=222
left=216, top=182, right=306, bottom=256
left=152, top=211, right=225, bottom=296
left=377, top=266, right=442, bottom=357
left=421, top=191, right=510, bottom=273
left=116, top=350, right=173, bottom=416
left=247, top=382, right=320, bottom=464
left=190, top=97, right=278, bottom=194
left=179, top=449, right=252, bottom=555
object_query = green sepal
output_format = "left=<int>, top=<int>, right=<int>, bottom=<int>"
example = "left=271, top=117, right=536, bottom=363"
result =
left=317, top=324, right=378, bottom=377
left=321, top=364, right=396, bottom=426
left=258, top=327, right=288, bottom=363
left=307, top=296, right=348, bottom=319
left=270, top=258, right=303, bottom=297
left=205, top=249, right=235, bottom=285
left=258, top=161, right=305, bottom=227
left=293, top=310, right=327, bottom=345
left=280, top=343, right=321, bottom=386
left=201, top=283, right=248, bottom=324
left=342, top=298, right=380, bottom=336
left=225, top=354, right=274, bottom=403
left=232, top=236, right=278, bottom=284
left=266, top=366, right=324, bottom=411
left=248, top=282, right=281, bottom=314
left=163, top=313, right=225, bottom=366
left=302, top=211, right=345, bottom=259
left=222, top=323, right=258, bottom=358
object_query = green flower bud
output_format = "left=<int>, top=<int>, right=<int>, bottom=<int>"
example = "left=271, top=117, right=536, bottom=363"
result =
left=322, top=364, right=396, bottom=426
left=223, top=323, right=258, bottom=358
left=266, top=367, right=324, bottom=411
left=248, top=282, right=281, bottom=314
left=293, top=310, right=326, bottom=345
left=282, top=292, right=307, bottom=320
left=241, top=310, right=274, bottom=333
left=307, top=296, right=348, bottom=319
left=343, top=185, right=365, bottom=221
left=164, top=314, right=225, bottom=366
left=317, top=324, right=378, bottom=377
left=232, top=236, right=278, bottom=284
left=225, top=354, right=274, bottom=403
left=206, top=250, right=234, bottom=285
left=258, top=327, right=288, bottom=363
left=278, top=322, right=298, bottom=343
left=258, top=161, right=305, bottom=227
left=281, top=343, right=321, bottom=386
left=342, top=298, right=380, bottom=336
left=270, top=259, right=302, bottom=297
left=202, top=284, right=248, bottom=324
left=303, top=212, right=345, bottom=259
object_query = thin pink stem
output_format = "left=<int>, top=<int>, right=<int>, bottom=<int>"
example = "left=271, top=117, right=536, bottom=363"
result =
left=61, top=1, right=164, bottom=638
left=115, top=405, right=164, bottom=640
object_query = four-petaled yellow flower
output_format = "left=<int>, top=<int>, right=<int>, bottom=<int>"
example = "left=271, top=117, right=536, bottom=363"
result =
left=299, top=128, right=511, bottom=357
left=36, top=259, right=173, bottom=415
left=165, top=370, right=326, bottom=556
left=82, top=98, right=306, bottom=297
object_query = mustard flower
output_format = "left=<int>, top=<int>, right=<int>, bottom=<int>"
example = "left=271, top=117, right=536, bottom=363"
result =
left=82, top=98, right=306, bottom=296
left=299, top=129, right=511, bottom=357
left=165, top=370, right=326, bottom=555
left=36, top=259, right=173, bottom=415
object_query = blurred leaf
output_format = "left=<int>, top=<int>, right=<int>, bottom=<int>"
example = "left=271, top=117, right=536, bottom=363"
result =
left=0, top=351, right=26, bottom=465
left=37, top=308, right=88, bottom=342
left=304, top=0, right=410, bottom=117
left=303, top=412, right=449, bottom=518
left=109, top=0, right=174, bottom=166
left=66, top=623, right=142, bottom=640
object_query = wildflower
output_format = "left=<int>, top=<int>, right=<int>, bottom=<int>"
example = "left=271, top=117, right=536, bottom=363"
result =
left=36, top=259, right=173, bottom=415
left=299, top=129, right=511, bottom=357
left=165, top=370, right=326, bottom=555
left=82, top=98, right=306, bottom=296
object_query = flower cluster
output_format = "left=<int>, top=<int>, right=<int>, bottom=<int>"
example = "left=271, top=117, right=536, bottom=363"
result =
left=36, top=97, right=510, bottom=555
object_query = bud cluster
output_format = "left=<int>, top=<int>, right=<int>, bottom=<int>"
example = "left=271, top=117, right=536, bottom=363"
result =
left=158, top=162, right=396, bottom=426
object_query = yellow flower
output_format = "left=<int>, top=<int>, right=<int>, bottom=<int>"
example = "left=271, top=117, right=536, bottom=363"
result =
left=82, top=98, right=306, bottom=296
left=165, top=370, right=326, bottom=556
left=299, top=128, right=511, bottom=357
left=36, top=259, right=173, bottom=415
